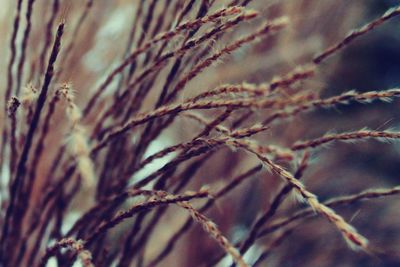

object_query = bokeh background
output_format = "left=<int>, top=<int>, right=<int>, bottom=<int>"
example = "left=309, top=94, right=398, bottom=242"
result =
left=1, top=1, right=400, bottom=266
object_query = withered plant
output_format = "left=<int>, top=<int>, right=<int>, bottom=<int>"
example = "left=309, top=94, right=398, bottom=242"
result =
left=1, top=1, right=400, bottom=266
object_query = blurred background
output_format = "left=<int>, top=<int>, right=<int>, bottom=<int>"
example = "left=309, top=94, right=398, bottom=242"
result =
left=1, top=0, right=400, bottom=266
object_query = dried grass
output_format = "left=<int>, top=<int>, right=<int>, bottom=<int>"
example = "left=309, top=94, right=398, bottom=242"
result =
left=1, top=1, right=400, bottom=266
